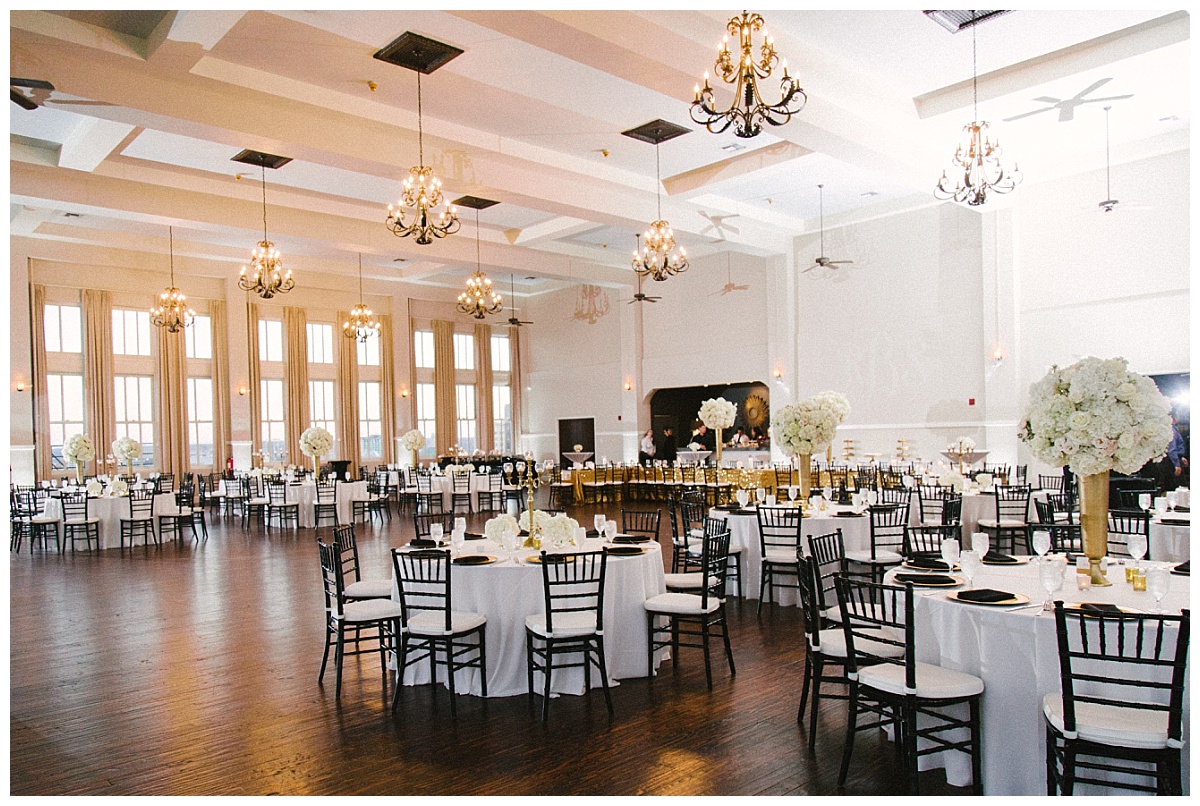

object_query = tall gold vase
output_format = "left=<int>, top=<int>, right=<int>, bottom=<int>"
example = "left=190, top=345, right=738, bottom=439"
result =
left=1079, top=471, right=1111, bottom=587
left=715, top=427, right=723, bottom=465
left=797, top=453, right=812, bottom=499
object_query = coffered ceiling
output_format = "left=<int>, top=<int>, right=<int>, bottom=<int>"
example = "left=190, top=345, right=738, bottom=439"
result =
left=10, top=9, right=1190, bottom=296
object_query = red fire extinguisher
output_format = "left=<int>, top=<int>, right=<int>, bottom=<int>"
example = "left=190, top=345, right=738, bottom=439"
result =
left=226, top=457, right=234, bottom=476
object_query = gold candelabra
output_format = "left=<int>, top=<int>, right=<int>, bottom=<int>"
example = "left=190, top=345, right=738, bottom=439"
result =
left=519, top=462, right=543, bottom=548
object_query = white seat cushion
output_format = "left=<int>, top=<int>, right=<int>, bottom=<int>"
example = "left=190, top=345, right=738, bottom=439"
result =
left=812, top=625, right=906, bottom=659
left=406, top=609, right=486, bottom=636
left=859, top=660, right=984, bottom=699
left=64, top=517, right=100, bottom=525
left=121, top=515, right=154, bottom=523
left=663, top=572, right=705, bottom=589
left=845, top=548, right=904, bottom=565
left=977, top=518, right=1027, bottom=529
left=764, top=548, right=800, bottom=565
left=644, top=592, right=722, bottom=615
left=1042, top=693, right=1172, bottom=750
left=30, top=514, right=60, bottom=524
left=343, top=578, right=394, bottom=600
left=248, top=497, right=269, bottom=506
left=343, top=598, right=404, bottom=623
left=525, top=611, right=598, bottom=638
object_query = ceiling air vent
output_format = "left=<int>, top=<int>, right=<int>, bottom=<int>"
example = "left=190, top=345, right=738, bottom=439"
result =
left=923, top=10, right=1012, bottom=33
left=231, top=149, right=292, bottom=169
left=373, top=32, right=463, bottom=74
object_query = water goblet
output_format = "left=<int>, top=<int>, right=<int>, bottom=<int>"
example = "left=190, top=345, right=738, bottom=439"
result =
left=604, top=520, right=618, bottom=541
left=1166, top=491, right=1178, bottom=510
left=959, top=550, right=982, bottom=589
left=940, top=537, right=960, bottom=569
left=455, top=517, right=467, bottom=533
left=1138, top=493, right=1152, bottom=512
left=971, top=532, right=990, bottom=561
left=573, top=527, right=588, bottom=549
left=451, top=528, right=466, bottom=555
left=787, top=486, right=798, bottom=502
left=429, top=524, right=444, bottom=543
left=1040, top=557, right=1065, bottom=610
left=1146, top=566, right=1171, bottom=613
left=1127, top=533, right=1148, bottom=568
left=1032, top=531, right=1051, bottom=563
left=594, top=514, right=606, bottom=535
left=823, top=486, right=833, bottom=502
left=756, top=487, right=767, bottom=505
left=737, top=489, right=750, bottom=508
left=500, top=528, right=519, bottom=562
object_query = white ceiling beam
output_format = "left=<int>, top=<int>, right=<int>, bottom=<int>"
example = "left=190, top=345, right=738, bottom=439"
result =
left=505, top=217, right=595, bottom=246
left=57, top=118, right=137, bottom=173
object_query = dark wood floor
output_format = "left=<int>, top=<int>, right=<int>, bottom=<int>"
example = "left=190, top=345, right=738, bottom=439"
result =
left=10, top=496, right=967, bottom=796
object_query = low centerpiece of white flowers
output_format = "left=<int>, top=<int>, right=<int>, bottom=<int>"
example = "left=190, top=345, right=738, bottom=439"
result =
left=64, top=433, right=96, bottom=482
left=104, top=477, right=129, bottom=498
left=938, top=470, right=966, bottom=493
left=770, top=391, right=850, bottom=497
left=1019, top=356, right=1172, bottom=586
left=299, top=426, right=334, bottom=475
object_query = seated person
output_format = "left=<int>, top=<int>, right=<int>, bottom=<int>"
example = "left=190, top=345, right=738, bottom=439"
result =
left=732, top=427, right=751, bottom=447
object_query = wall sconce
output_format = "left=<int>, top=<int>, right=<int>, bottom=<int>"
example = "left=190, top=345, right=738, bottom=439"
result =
left=624, top=380, right=632, bottom=391
left=238, top=385, right=248, bottom=396
left=772, top=368, right=783, bottom=379
left=15, top=380, right=27, bottom=392
left=990, top=344, right=1005, bottom=367
left=400, top=388, right=410, bottom=398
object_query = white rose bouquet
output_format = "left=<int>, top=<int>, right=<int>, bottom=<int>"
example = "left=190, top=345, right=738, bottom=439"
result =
left=484, top=513, right=519, bottom=542
left=698, top=397, right=736, bottom=430
left=300, top=426, right=334, bottom=459
left=64, top=433, right=96, bottom=480
left=401, top=429, right=426, bottom=452
left=770, top=391, right=850, bottom=457
left=112, top=436, right=141, bottom=464
left=541, top=513, right=580, bottom=549
left=1019, top=356, right=1172, bottom=476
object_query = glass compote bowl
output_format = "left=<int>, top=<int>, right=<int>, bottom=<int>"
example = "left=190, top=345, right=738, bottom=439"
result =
left=971, top=532, right=990, bottom=561
left=1040, top=557, right=1066, bottom=610
left=1147, top=566, right=1171, bottom=613
left=1032, top=531, right=1051, bottom=563
left=941, top=537, right=960, bottom=569
left=959, top=549, right=982, bottom=589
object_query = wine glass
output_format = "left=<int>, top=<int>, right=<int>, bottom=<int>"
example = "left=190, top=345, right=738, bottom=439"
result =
left=959, top=550, right=982, bottom=589
left=429, top=523, right=444, bottom=543
left=940, top=537, right=960, bottom=569
left=1040, top=557, right=1065, bottom=610
left=971, top=532, right=990, bottom=561
left=737, top=489, right=750, bottom=507
left=787, top=486, right=798, bottom=503
left=823, top=485, right=833, bottom=502
left=573, top=527, right=588, bottom=549
left=500, top=528, right=519, bottom=562
left=455, top=517, right=467, bottom=533
left=1032, top=531, right=1051, bottom=562
left=1127, top=533, right=1148, bottom=570
left=756, top=487, right=767, bottom=505
left=451, top=528, right=466, bottom=555
left=1146, top=566, right=1171, bottom=613
left=594, top=514, right=606, bottom=535
left=1138, top=493, right=1152, bottom=512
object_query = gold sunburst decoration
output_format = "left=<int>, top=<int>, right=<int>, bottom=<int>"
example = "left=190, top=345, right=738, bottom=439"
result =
left=744, top=394, right=768, bottom=428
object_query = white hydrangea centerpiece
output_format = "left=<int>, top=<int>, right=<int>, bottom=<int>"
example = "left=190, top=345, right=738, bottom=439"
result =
left=112, top=436, right=141, bottom=463
left=484, top=513, right=519, bottom=542
left=1019, top=356, right=1172, bottom=476
left=698, top=397, right=736, bottom=430
left=938, top=471, right=966, bottom=493
left=540, top=513, right=581, bottom=550
left=105, top=478, right=129, bottom=497
left=400, top=429, right=426, bottom=457
left=299, top=426, right=334, bottom=458
left=518, top=509, right=552, bottom=534
left=85, top=478, right=103, bottom=497
left=770, top=391, right=851, bottom=457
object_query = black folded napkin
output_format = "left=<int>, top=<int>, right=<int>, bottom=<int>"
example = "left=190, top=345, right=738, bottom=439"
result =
left=981, top=552, right=1019, bottom=565
left=956, top=588, right=1017, bottom=604
left=453, top=554, right=492, bottom=565
left=1172, top=561, right=1190, bottom=577
left=907, top=556, right=950, bottom=571
left=734, top=509, right=757, bottom=516
left=538, top=553, right=569, bottom=564
left=605, top=545, right=644, bottom=556
left=834, top=512, right=864, bottom=518
left=894, top=573, right=957, bottom=586
left=714, top=504, right=741, bottom=511
left=1174, top=506, right=1190, bottom=513
left=409, top=538, right=440, bottom=548
left=1079, top=603, right=1122, bottom=615
left=463, top=532, right=485, bottom=540
left=585, top=529, right=601, bottom=537
left=612, top=535, right=652, bottom=543
left=1160, top=518, right=1190, bottom=526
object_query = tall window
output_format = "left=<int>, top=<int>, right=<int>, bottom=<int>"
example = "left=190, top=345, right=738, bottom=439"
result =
left=47, top=373, right=85, bottom=469
left=414, top=330, right=434, bottom=369
left=258, top=319, right=283, bottom=362
left=307, top=323, right=334, bottom=364
left=453, top=333, right=475, bottom=370
left=112, top=309, right=151, bottom=356
left=309, top=380, right=336, bottom=436
left=185, top=315, right=212, bottom=359
left=260, top=379, right=286, bottom=461
left=416, top=382, right=436, bottom=458
left=187, top=378, right=214, bottom=466
left=44, top=304, right=82, bottom=353
left=357, top=333, right=380, bottom=366
left=491, top=334, right=510, bottom=372
left=455, top=383, right=477, bottom=453
left=358, top=381, right=383, bottom=459
left=114, top=375, right=154, bottom=466
left=493, top=384, right=513, bottom=454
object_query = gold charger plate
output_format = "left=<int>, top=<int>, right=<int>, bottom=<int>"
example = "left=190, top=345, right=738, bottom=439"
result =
left=946, top=590, right=1030, bottom=607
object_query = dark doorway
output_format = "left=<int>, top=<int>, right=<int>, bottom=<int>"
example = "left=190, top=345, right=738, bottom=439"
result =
left=650, top=381, right=771, bottom=447
left=558, top=418, right=595, bottom=464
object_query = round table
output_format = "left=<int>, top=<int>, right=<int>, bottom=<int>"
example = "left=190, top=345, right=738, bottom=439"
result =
left=41, top=492, right=179, bottom=549
left=882, top=559, right=1190, bottom=794
left=390, top=539, right=666, bottom=698
left=1150, top=515, right=1190, bottom=562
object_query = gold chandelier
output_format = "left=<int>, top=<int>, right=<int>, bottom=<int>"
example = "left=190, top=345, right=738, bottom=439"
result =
left=691, top=10, right=806, bottom=139
left=150, top=226, right=195, bottom=333
left=238, top=160, right=295, bottom=299
left=343, top=254, right=379, bottom=342
left=934, top=24, right=1022, bottom=206
left=385, top=72, right=459, bottom=244
left=632, top=134, right=688, bottom=281
left=456, top=206, right=502, bottom=319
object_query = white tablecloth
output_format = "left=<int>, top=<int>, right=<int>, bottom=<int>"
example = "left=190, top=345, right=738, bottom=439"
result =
left=391, top=540, right=666, bottom=698
left=883, top=560, right=1190, bottom=794
left=1150, top=518, right=1190, bottom=563
left=711, top=506, right=871, bottom=604
left=430, top=473, right=493, bottom=511
left=218, top=480, right=369, bottom=527
left=41, top=493, right=179, bottom=549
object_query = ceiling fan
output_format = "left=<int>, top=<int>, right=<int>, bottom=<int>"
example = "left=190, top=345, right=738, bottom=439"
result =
left=802, top=184, right=853, bottom=273
left=505, top=274, right=533, bottom=327
left=712, top=253, right=749, bottom=295
left=11, top=77, right=116, bottom=111
left=629, top=270, right=661, bottom=305
left=1090, top=106, right=1151, bottom=215
left=699, top=210, right=740, bottom=242
left=1002, top=77, right=1131, bottom=124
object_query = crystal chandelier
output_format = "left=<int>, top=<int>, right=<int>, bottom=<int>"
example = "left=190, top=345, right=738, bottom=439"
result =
left=385, top=72, right=459, bottom=244
left=934, top=25, right=1022, bottom=206
left=238, top=160, right=295, bottom=299
left=149, top=226, right=195, bottom=333
left=690, top=10, right=806, bottom=139
left=343, top=254, right=379, bottom=342
left=632, top=140, right=688, bottom=281
left=456, top=207, right=502, bottom=319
